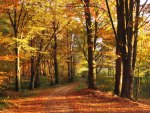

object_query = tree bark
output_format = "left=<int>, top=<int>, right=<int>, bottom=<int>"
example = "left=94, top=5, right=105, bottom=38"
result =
left=54, top=35, right=59, bottom=84
left=133, top=0, right=140, bottom=100
left=34, top=39, right=43, bottom=88
left=15, top=46, right=21, bottom=92
left=114, top=44, right=122, bottom=95
left=84, top=0, right=96, bottom=89
left=120, top=0, right=134, bottom=99
left=70, top=35, right=74, bottom=82
left=67, top=32, right=71, bottom=82
left=132, top=0, right=140, bottom=71
left=30, top=40, right=35, bottom=90
left=34, top=53, right=41, bottom=88
left=115, top=0, right=126, bottom=96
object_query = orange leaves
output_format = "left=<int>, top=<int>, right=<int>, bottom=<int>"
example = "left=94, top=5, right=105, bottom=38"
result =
left=0, top=0, right=21, bottom=12
left=3, top=81, right=150, bottom=113
left=0, top=55, right=16, bottom=61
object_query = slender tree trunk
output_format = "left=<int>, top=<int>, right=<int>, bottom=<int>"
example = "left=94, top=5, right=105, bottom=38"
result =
left=94, top=11, right=99, bottom=75
left=115, top=0, right=126, bottom=96
left=34, top=39, right=43, bottom=88
left=67, top=33, right=71, bottom=82
left=54, top=35, right=59, bottom=84
left=70, top=56, right=74, bottom=81
left=114, top=44, right=122, bottom=95
left=133, top=1, right=140, bottom=100
left=67, top=62, right=71, bottom=82
left=132, top=0, right=140, bottom=71
left=34, top=66, right=40, bottom=88
left=30, top=56, right=35, bottom=89
left=47, top=60, right=54, bottom=85
left=30, top=40, right=35, bottom=89
left=13, top=9, right=21, bottom=92
left=84, top=0, right=96, bottom=89
left=14, top=27, right=21, bottom=92
left=15, top=45, right=21, bottom=92
left=70, top=54, right=74, bottom=82
left=105, top=0, right=122, bottom=95
left=34, top=54, right=41, bottom=88
left=94, top=11, right=98, bottom=50
left=70, top=35, right=74, bottom=81
left=70, top=35, right=75, bottom=81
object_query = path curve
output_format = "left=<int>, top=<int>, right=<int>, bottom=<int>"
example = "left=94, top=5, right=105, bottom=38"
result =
left=1, top=82, right=80, bottom=113
left=1, top=80, right=150, bottom=113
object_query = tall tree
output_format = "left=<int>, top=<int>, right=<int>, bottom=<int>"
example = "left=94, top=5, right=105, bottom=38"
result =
left=83, top=0, right=96, bottom=88
left=53, top=21, right=59, bottom=84
left=105, top=0, right=122, bottom=95
left=2, top=0, right=33, bottom=91
left=105, top=0, right=144, bottom=99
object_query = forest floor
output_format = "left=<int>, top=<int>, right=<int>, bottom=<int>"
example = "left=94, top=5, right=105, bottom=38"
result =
left=0, top=80, right=150, bottom=113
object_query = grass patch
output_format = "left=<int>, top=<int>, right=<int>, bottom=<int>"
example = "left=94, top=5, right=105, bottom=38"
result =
left=75, top=83, right=87, bottom=91
left=96, top=75, right=114, bottom=92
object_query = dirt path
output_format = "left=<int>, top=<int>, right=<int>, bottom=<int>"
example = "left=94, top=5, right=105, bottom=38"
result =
left=1, top=81, right=150, bottom=113
left=1, top=82, right=80, bottom=113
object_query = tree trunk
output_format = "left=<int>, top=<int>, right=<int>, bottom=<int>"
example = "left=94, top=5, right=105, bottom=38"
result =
left=34, top=63, right=40, bottom=88
left=121, top=60, right=133, bottom=99
left=70, top=35, right=74, bottom=82
left=15, top=46, right=21, bottom=92
left=114, top=44, right=122, bottom=95
left=30, top=56, right=35, bottom=89
left=70, top=53, right=74, bottom=82
left=67, top=33, right=71, bottom=82
left=14, top=11, right=21, bottom=92
left=132, top=0, right=140, bottom=71
left=34, top=39, right=43, bottom=88
left=115, top=0, right=126, bottom=96
left=121, top=0, right=134, bottom=99
left=34, top=54, right=41, bottom=88
left=84, top=0, right=96, bottom=89
left=54, top=35, right=59, bottom=84
left=47, top=60, right=54, bottom=85
left=14, top=21, right=21, bottom=92
left=30, top=40, right=35, bottom=90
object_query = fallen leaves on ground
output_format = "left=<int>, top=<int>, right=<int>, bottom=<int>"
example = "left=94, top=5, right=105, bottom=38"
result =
left=0, top=82, right=150, bottom=113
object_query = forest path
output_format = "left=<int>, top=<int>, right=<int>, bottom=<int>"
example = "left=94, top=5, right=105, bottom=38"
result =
left=1, top=81, right=81, bottom=113
left=1, top=80, right=150, bottom=113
